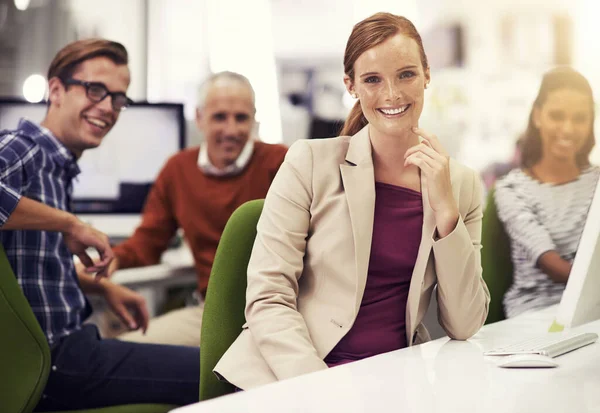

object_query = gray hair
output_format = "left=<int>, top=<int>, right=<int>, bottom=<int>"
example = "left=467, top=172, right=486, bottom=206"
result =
left=196, top=71, right=256, bottom=109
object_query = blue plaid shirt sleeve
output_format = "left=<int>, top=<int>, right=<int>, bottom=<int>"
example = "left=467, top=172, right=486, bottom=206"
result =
left=0, top=132, right=41, bottom=226
left=1, top=120, right=90, bottom=344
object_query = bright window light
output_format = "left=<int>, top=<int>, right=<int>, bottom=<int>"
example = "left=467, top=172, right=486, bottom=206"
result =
left=353, top=0, right=419, bottom=27
left=204, top=0, right=282, bottom=144
left=575, top=0, right=600, bottom=72
left=23, top=74, right=46, bottom=103
left=343, top=91, right=356, bottom=110
left=14, top=0, right=30, bottom=11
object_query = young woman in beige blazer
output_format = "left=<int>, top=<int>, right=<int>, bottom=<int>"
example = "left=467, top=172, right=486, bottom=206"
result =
left=215, top=12, right=490, bottom=390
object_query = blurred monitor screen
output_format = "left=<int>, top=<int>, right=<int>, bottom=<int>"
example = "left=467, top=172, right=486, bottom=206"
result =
left=554, top=176, right=600, bottom=330
left=0, top=99, right=185, bottom=216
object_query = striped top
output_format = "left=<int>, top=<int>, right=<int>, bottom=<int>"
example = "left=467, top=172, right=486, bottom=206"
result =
left=495, top=166, right=600, bottom=318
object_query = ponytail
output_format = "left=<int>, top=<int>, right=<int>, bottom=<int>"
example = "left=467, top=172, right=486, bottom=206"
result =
left=340, top=101, right=368, bottom=136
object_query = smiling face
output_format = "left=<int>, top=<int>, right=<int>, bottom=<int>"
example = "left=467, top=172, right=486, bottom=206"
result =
left=46, top=56, right=131, bottom=157
left=196, top=79, right=256, bottom=170
left=344, top=33, right=430, bottom=140
left=533, top=88, right=593, bottom=165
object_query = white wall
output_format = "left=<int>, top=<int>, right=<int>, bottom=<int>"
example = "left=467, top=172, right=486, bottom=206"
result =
left=269, top=0, right=597, bottom=168
left=270, top=0, right=351, bottom=62
left=574, top=0, right=600, bottom=164
left=147, top=0, right=284, bottom=143
left=67, top=0, right=211, bottom=144
left=205, top=0, right=282, bottom=143
left=146, top=0, right=209, bottom=114
left=67, top=0, right=147, bottom=100
left=62, top=0, right=600, bottom=161
left=270, top=0, right=419, bottom=61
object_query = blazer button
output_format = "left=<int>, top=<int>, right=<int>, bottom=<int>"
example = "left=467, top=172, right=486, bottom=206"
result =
left=330, top=319, right=343, bottom=328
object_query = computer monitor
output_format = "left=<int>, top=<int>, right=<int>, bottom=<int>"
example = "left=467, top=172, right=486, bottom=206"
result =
left=0, top=99, right=185, bottom=237
left=551, top=175, right=600, bottom=331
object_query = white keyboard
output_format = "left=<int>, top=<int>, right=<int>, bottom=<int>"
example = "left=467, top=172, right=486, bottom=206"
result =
left=484, top=332, right=598, bottom=358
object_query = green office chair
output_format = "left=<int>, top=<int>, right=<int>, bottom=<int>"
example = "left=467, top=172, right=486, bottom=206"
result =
left=0, top=244, right=176, bottom=413
left=481, top=188, right=514, bottom=324
left=199, top=199, right=264, bottom=401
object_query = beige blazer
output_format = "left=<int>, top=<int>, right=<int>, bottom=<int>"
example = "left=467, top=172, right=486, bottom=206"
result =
left=215, top=125, right=490, bottom=390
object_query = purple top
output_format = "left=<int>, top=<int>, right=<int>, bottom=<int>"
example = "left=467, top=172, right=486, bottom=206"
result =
left=324, top=182, right=423, bottom=367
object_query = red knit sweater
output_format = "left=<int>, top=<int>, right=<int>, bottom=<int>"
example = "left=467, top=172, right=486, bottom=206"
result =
left=113, top=141, right=288, bottom=293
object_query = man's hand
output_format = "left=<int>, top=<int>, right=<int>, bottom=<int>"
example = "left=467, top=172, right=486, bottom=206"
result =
left=64, top=218, right=114, bottom=278
left=3, top=197, right=114, bottom=275
left=103, top=282, right=149, bottom=333
left=75, top=256, right=119, bottom=281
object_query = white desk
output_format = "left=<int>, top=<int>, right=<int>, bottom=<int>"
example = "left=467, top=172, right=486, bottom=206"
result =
left=75, top=241, right=196, bottom=289
left=111, top=244, right=196, bottom=289
left=111, top=263, right=196, bottom=318
left=87, top=245, right=196, bottom=318
left=76, top=216, right=196, bottom=291
left=172, top=306, right=600, bottom=413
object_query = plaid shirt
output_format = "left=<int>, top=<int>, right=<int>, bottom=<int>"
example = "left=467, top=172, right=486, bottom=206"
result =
left=0, top=119, right=90, bottom=345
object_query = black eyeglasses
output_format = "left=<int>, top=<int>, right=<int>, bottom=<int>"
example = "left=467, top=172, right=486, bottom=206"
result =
left=62, top=78, right=133, bottom=111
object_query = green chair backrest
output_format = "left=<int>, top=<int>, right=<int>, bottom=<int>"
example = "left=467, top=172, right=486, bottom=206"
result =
left=481, top=188, right=514, bottom=324
left=0, top=243, right=176, bottom=413
left=0, top=244, right=51, bottom=413
left=199, top=199, right=264, bottom=401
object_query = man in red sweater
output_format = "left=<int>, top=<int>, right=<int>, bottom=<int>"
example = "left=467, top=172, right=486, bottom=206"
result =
left=79, top=72, right=287, bottom=346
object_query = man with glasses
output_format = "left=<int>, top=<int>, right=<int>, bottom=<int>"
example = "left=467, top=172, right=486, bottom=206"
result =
left=61, top=78, right=134, bottom=110
left=0, top=39, right=199, bottom=410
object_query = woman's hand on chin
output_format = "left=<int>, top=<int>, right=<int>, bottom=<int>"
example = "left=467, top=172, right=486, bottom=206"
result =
left=404, top=127, right=459, bottom=238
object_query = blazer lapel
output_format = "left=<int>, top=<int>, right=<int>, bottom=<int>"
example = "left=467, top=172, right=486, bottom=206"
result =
left=339, top=125, right=437, bottom=338
left=406, top=172, right=436, bottom=344
left=339, top=126, right=375, bottom=313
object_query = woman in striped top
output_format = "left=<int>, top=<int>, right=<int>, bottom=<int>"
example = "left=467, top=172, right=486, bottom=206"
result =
left=495, top=67, right=598, bottom=318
